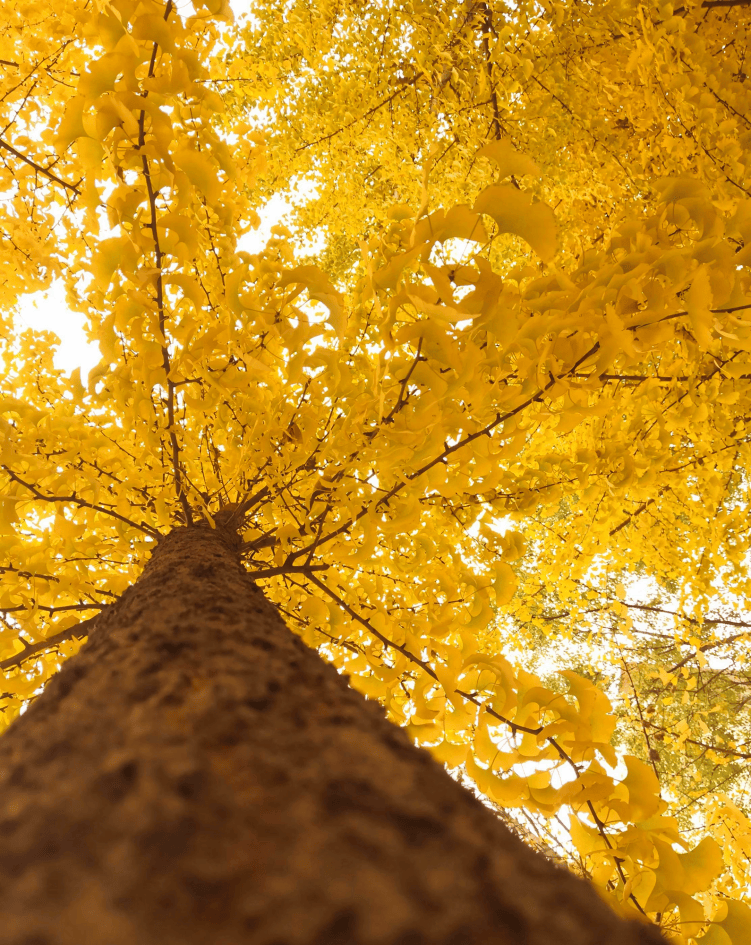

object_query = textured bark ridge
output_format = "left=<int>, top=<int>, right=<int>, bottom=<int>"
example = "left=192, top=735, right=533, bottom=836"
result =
left=0, top=525, right=662, bottom=945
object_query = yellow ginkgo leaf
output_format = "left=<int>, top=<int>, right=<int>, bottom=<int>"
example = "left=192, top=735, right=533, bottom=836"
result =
left=473, top=185, right=557, bottom=262
left=493, top=561, right=517, bottom=605
left=412, top=204, right=489, bottom=245
left=55, top=96, right=88, bottom=148
left=477, top=140, right=539, bottom=180
left=174, top=147, right=221, bottom=203
left=715, top=901, right=751, bottom=945
left=680, top=837, right=724, bottom=896
left=621, top=756, right=663, bottom=823
left=429, top=739, right=469, bottom=768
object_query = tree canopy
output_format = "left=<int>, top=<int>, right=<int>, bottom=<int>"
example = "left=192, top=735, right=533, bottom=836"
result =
left=2, top=0, right=751, bottom=940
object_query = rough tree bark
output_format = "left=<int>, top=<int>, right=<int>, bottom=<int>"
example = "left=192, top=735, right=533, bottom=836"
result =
left=0, top=523, right=662, bottom=945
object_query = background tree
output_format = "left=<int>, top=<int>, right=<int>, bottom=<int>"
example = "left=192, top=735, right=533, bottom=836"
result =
left=1, top=0, right=751, bottom=942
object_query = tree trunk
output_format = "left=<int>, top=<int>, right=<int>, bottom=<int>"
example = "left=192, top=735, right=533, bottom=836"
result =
left=0, top=524, right=661, bottom=945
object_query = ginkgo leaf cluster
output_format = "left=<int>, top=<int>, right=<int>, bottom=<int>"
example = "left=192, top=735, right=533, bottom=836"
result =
left=1, top=1, right=751, bottom=942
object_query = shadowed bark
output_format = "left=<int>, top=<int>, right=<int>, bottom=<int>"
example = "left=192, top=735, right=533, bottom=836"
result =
left=0, top=524, right=663, bottom=945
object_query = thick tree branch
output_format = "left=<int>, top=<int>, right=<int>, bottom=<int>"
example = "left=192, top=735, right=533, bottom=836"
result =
left=290, top=342, right=600, bottom=563
left=2, top=467, right=161, bottom=537
left=0, top=612, right=98, bottom=673
left=307, top=571, right=645, bottom=909
left=646, top=720, right=751, bottom=760
left=0, top=565, right=59, bottom=583
left=135, top=0, right=191, bottom=526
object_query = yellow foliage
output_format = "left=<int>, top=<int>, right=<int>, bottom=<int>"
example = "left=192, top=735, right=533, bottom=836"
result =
left=1, top=0, right=751, bottom=939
